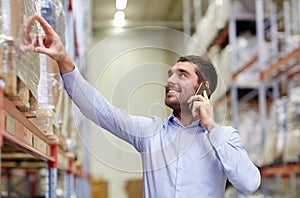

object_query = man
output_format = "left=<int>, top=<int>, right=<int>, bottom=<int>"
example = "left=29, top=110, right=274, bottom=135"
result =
left=23, top=15, right=261, bottom=197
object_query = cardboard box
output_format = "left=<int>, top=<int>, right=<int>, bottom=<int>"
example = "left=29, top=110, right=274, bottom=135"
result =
left=14, top=120, right=33, bottom=146
left=91, top=180, right=108, bottom=198
left=33, top=135, right=49, bottom=155
left=125, top=179, right=143, bottom=198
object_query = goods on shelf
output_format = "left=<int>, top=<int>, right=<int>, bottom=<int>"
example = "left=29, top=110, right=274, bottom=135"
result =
left=0, top=0, right=40, bottom=116
left=30, top=55, right=63, bottom=136
left=40, top=0, right=66, bottom=45
left=262, top=78, right=300, bottom=165
left=283, top=78, right=300, bottom=163
left=1, top=0, right=91, bottom=197
left=0, top=38, right=17, bottom=97
left=237, top=101, right=263, bottom=166
left=15, top=0, right=40, bottom=102
left=263, top=97, right=288, bottom=165
left=221, top=33, right=271, bottom=88
left=189, top=0, right=229, bottom=55
left=32, top=0, right=65, bottom=136
left=6, top=113, right=34, bottom=145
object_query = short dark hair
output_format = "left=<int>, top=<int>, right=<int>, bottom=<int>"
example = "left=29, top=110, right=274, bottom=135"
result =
left=177, top=55, right=218, bottom=95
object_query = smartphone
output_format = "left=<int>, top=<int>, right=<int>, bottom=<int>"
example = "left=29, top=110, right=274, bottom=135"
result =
left=189, top=82, right=211, bottom=110
left=195, top=82, right=211, bottom=98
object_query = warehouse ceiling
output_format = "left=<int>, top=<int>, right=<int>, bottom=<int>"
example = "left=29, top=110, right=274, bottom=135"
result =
left=92, top=0, right=210, bottom=38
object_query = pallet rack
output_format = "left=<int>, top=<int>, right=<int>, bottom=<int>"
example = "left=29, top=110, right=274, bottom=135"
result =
left=0, top=0, right=92, bottom=196
left=0, top=84, right=88, bottom=197
left=227, top=0, right=300, bottom=196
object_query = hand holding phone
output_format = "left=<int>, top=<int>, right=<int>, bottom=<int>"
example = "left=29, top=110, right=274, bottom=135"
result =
left=189, top=82, right=211, bottom=110
left=195, top=82, right=211, bottom=98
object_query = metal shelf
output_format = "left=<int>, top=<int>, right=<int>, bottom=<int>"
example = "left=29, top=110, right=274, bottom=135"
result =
left=219, top=1, right=300, bottom=197
left=261, top=164, right=300, bottom=178
left=3, top=95, right=51, bottom=144
left=0, top=87, right=77, bottom=197
left=2, top=130, right=54, bottom=162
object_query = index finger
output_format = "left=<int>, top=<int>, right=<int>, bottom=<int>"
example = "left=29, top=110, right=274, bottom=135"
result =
left=23, top=15, right=37, bottom=35
left=202, top=90, right=208, bottom=99
left=32, top=14, right=56, bottom=35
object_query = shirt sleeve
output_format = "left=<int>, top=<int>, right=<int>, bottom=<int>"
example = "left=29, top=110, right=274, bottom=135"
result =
left=61, top=67, right=161, bottom=151
left=208, top=125, right=261, bottom=194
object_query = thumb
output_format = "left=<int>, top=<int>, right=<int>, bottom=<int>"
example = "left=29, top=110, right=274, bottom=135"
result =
left=34, top=46, right=51, bottom=56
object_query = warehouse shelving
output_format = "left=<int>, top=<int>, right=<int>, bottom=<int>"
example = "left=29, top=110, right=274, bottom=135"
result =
left=224, top=0, right=300, bottom=196
left=0, top=86, right=89, bottom=197
left=0, top=0, right=92, bottom=196
left=261, top=163, right=300, bottom=178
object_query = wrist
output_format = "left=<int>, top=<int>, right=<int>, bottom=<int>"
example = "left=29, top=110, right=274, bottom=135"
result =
left=57, top=55, right=75, bottom=74
left=203, top=119, right=217, bottom=132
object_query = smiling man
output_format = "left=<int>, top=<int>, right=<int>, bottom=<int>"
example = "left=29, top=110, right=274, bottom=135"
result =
left=23, top=14, right=261, bottom=198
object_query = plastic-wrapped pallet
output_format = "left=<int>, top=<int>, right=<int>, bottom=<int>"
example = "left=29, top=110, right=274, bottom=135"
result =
left=237, top=101, right=263, bottom=166
left=30, top=55, right=63, bottom=136
left=40, top=0, right=65, bottom=45
left=283, top=79, right=300, bottom=163
left=0, top=0, right=40, bottom=117
left=15, top=0, right=41, bottom=100
left=220, top=33, right=271, bottom=89
left=29, top=0, right=66, bottom=136
left=263, top=97, right=288, bottom=165
left=0, top=0, right=40, bottom=98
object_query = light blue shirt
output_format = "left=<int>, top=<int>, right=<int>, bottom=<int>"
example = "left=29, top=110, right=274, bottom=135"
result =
left=62, top=68, right=261, bottom=198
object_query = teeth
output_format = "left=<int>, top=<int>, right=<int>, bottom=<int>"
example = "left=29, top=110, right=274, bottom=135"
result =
left=169, top=90, right=177, bottom=93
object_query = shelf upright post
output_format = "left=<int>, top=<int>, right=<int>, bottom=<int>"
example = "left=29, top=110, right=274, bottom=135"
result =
left=289, top=172, right=297, bottom=196
left=65, top=154, right=75, bottom=198
left=193, top=0, right=202, bottom=29
left=46, top=142, right=58, bottom=198
left=283, top=0, right=292, bottom=52
left=270, top=0, right=280, bottom=101
left=256, top=0, right=267, bottom=153
left=298, top=0, right=300, bottom=34
left=270, top=0, right=279, bottom=63
left=0, top=87, right=3, bottom=146
left=275, top=174, right=282, bottom=195
left=272, top=81, right=280, bottom=101
left=0, top=87, right=4, bottom=193
left=229, top=0, right=238, bottom=127
left=291, top=0, right=298, bottom=35
left=182, top=0, right=191, bottom=52
left=229, top=2, right=239, bottom=196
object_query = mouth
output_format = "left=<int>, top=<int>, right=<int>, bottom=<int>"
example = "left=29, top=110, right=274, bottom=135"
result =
left=166, top=87, right=181, bottom=95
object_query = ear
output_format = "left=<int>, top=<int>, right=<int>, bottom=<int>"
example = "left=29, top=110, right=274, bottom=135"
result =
left=204, top=81, right=210, bottom=88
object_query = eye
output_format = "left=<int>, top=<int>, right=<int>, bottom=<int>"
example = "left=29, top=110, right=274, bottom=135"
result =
left=167, top=70, right=173, bottom=77
left=179, top=73, right=186, bottom=78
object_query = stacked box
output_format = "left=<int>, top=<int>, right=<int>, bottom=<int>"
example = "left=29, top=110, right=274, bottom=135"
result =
left=27, top=0, right=66, bottom=137
left=0, top=0, right=40, bottom=115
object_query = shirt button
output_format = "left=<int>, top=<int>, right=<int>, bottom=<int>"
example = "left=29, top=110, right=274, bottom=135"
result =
left=179, top=165, right=183, bottom=169
left=176, top=187, right=181, bottom=191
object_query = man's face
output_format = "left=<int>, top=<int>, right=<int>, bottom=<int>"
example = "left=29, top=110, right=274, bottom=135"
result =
left=165, top=61, right=199, bottom=111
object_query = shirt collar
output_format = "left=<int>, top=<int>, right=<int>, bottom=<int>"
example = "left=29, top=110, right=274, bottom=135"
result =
left=167, top=112, right=203, bottom=129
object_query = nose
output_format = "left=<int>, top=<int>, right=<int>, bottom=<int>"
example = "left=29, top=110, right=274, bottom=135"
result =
left=166, top=73, right=176, bottom=85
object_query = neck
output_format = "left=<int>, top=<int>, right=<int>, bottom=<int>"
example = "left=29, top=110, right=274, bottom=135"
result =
left=173, top=109, right=198, bottom=127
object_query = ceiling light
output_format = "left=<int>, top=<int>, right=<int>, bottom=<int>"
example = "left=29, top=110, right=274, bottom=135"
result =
left=116, top=0, right=127, bottom=10
left=113, top=11, right=125, bottom=27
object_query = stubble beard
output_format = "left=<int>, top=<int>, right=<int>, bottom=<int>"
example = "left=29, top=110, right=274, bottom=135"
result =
left=165, top=98, right=190, bottom=114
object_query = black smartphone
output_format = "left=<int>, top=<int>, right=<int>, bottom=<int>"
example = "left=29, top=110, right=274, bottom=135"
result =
left=189, top=82, right=211, bottom=110
left=195, top=82, right=211, bottom=98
